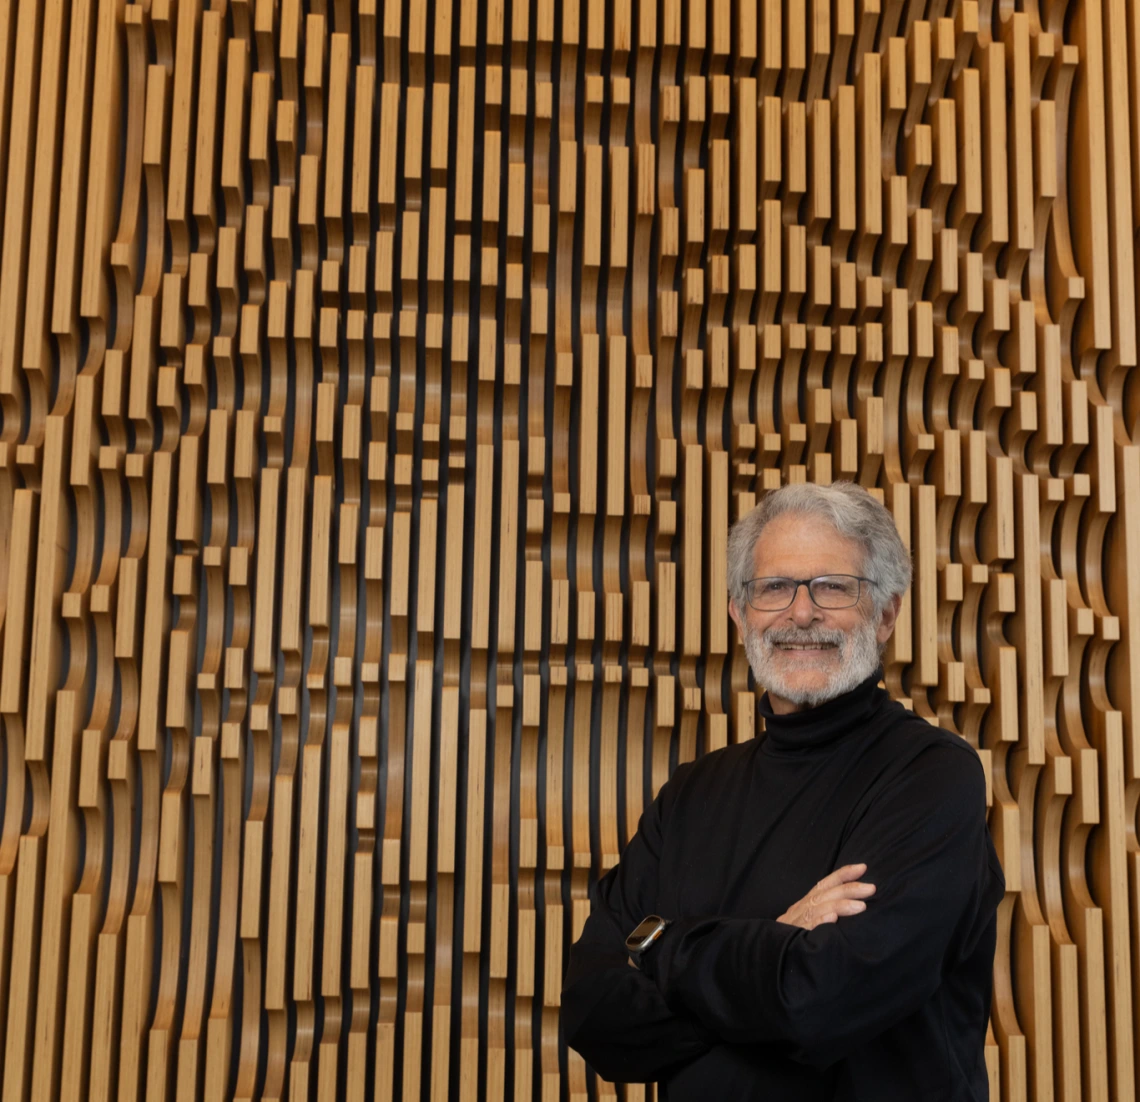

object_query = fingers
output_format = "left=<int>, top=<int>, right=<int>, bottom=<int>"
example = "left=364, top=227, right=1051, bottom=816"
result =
left=780, top=865, right=878, bottom=931
left=801, top=879, right=875, bottom=930
left=820, top=880, right=876, bottom=901
left=807, top=898, right=865, bottom=929
left=815, top=863, right=869, bottom=890
left=808, top=881, right=875, bottom=913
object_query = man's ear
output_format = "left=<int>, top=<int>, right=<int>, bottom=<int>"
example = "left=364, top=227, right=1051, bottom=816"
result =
left=875, top=592, right=903, bottom=646
left=728, top=597, right=745, bottom=642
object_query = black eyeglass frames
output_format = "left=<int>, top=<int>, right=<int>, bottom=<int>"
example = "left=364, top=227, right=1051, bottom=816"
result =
left=741, top=575, right=875, bottom=612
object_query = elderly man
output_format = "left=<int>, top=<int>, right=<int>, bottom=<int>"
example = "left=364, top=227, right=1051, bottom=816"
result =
left=561, top=481, right=1004, bottom=1100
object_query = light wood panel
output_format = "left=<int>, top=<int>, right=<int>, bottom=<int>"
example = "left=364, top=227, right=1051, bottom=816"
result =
left=0, top=2, right=1135, bottom=1100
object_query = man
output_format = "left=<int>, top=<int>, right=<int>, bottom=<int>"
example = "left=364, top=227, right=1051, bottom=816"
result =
left=561, top=481, right=1004, bottom=1100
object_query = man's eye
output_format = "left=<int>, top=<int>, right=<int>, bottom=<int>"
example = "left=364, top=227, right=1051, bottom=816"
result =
left=762, top=581, right=791, bottom=593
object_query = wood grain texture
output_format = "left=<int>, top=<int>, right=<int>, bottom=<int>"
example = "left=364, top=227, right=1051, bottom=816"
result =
left=0, top=2, right=1134, bottom=1099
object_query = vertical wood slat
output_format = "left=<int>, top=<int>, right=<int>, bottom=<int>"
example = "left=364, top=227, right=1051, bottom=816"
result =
left=0, top=2, right=1131, bottom=1100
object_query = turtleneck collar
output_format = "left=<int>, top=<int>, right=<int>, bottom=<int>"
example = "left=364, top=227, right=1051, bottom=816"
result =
left=758, top=666, right=886, bottom=753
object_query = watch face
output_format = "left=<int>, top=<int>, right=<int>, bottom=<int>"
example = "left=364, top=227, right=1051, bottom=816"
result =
left=625, top=915, right=666, bottom=951
left=629, top=917, right=664, bottom=941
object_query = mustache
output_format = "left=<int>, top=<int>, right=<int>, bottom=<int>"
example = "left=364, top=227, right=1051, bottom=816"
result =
left=760, top=627, right=848, bottom=647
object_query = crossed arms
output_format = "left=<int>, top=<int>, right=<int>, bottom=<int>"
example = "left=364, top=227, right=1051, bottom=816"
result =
left=560, top=743, right=998, bottom=1083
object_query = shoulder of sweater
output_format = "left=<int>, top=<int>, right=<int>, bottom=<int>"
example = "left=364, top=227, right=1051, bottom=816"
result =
left=874, top=696, right=986, bottom=780
left=878, top=696, right=977, bottom=745
left=660, top=738, right=760, bottom=796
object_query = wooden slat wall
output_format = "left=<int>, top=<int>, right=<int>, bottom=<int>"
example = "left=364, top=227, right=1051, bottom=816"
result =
left=0, top=1, right=1136, bottom=1099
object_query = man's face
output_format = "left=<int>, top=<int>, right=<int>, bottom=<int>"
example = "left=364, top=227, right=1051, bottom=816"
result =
left=727, top=512, right=901, bottom=714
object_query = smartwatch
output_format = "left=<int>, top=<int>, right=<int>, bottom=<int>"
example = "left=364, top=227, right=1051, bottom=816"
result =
left=625, top=914, right=672, bottom=956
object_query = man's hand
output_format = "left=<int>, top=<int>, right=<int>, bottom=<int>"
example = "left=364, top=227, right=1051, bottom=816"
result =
left=776, top=863, right=876, bottom=930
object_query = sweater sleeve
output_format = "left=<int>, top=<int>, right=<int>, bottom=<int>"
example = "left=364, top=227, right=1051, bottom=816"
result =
left=649, top=741, right=1003, bottom=1066
left=560, top=767, right=716, bottom=1082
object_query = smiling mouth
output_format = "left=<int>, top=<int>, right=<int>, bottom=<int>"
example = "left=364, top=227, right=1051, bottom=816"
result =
left=775, top=643, right=838, bottom=651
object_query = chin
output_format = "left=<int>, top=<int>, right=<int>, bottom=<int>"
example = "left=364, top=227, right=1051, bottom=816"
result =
left=769, top=669, right=840, bottom=705
left=772, top=651, right=838, bottom=677
left=774, top=649, right=837, bottom=665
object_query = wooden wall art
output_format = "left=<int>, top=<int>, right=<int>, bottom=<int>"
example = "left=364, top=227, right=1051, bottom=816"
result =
left=0, top=1, right=1136, bottom=1099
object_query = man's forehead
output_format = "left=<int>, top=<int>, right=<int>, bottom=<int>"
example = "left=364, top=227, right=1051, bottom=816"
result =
left=752, top=515, right=863, bottom=567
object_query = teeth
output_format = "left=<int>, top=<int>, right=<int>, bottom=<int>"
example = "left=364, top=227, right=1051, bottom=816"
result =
left=777, top=643, right=835, bottom=650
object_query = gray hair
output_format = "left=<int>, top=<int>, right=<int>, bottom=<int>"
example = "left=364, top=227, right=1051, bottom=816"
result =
left=727, top=481, right=913, bottom=617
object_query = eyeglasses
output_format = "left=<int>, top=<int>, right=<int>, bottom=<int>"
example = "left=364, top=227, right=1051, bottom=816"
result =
left=741, top=575, right=874, bottom=612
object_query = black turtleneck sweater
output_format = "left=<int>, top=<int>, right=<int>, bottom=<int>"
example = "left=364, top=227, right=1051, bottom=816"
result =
left=561, top=669, right=1004, bottom=1100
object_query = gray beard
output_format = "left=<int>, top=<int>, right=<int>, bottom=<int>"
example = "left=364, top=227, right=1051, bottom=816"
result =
left=742, top=615, right=883, bottom=709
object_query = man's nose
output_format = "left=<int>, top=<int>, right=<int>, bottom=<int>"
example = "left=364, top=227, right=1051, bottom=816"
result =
left=787, top=584, right=819, bottom=624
